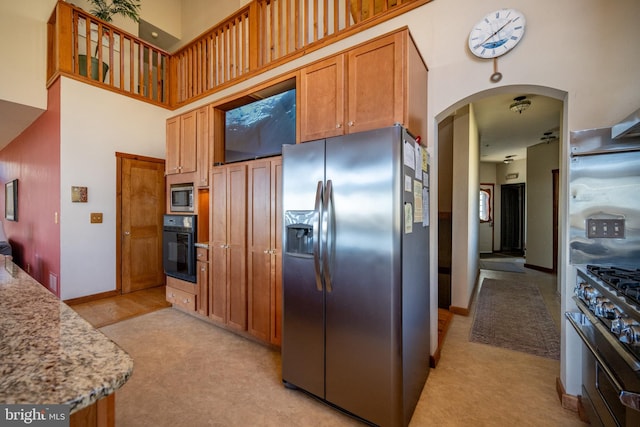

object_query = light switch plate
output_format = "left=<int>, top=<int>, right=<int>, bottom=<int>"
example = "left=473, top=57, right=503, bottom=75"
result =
left=90, top=212, right=103, bottom=223
left=586, top=218, right=625, bottom=238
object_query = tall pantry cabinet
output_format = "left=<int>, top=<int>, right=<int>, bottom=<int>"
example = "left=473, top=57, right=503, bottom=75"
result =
left=247, top=158, right=283, bottom=346
left=209, top=164, right=247, bottom=331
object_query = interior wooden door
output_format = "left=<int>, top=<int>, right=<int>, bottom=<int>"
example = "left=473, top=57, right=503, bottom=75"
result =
left=479, top=183, right=494, bottom=253
left=500, top=183, right=525, bottom=255
left=118, top=154, right=165, bottom=294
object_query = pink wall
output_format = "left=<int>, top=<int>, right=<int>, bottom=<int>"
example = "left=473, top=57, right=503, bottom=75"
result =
left=0, top=80, right=61, bottom=296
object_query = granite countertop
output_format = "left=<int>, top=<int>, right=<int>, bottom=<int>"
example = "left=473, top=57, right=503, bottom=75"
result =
left=0, top=257, right=133, bottom=413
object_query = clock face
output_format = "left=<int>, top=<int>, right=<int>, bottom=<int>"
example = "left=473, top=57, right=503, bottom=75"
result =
left=469, top=9, right=526, bottom=59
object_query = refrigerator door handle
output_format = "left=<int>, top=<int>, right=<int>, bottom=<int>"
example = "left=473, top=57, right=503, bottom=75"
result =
left=323, top=179, right=334, bottom=293
left=313, top=180, right=324, bottom=292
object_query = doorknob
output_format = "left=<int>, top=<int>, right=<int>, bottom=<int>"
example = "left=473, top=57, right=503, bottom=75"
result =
left=124, top=231, right=130, bottom=235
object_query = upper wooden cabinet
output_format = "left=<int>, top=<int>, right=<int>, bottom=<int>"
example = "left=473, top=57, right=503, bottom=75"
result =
left=347, top=32, right=404, bottom=133
left=300, top=55, right=345, bottom=141
left=299, top=30, right=427, bottom=142
left=166, top=107, right=208, bottom=179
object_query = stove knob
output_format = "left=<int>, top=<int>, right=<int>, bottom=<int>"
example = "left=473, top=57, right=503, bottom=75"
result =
left=612, top=317, right=635, bottom=335
left=583, top=287, right=598, bottom=304
left=575, top=281, right=588, bottom=298
left=589, top=295, right=607, bottom=311
left=620, top=325, right=640, bottom=345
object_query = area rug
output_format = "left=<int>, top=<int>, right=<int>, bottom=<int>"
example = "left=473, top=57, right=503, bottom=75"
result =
left=479, top=260, right=525, bottom=273
left=469, top=278, right=560, bottom=359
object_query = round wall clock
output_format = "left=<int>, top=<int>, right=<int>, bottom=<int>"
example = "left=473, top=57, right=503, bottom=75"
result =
left=468, top=9, right=526, bottom=59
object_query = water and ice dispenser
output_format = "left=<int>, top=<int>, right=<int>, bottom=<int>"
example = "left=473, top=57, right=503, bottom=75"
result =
left=285, top=210, right=315, bottom=256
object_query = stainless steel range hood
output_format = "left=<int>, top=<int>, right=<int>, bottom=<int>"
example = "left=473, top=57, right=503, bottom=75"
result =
left=612, top=107, right=640, bottom=139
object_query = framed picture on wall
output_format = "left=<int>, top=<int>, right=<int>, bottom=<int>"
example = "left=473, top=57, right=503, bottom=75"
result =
left=5, top=179, right=17, bottom=221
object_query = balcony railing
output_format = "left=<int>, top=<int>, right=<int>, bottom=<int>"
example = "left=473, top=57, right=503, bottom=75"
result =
left=47, top=0, right=430, bottom=109
left=47, top=1, right=170, bottom=106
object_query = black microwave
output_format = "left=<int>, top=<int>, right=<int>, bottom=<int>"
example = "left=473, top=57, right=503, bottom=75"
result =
left=170, top=184, right=194, bottom=212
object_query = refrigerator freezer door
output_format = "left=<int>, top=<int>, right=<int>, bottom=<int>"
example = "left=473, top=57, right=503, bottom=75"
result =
left=324, top=126, right=403, bottom=426
left=281, top=140, right=327, bottom=397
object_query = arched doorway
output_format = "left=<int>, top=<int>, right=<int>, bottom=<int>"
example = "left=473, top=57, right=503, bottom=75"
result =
left=434, top=85, right=565, bottom=311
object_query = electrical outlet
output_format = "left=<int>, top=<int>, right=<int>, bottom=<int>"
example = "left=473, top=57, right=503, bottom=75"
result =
left=586, top=218, right=625, bottom=238
left=90, top=213, right=103, bottom=223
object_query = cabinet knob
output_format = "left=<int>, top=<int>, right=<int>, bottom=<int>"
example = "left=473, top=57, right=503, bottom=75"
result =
left=336, top=123, right=342, bottom=128
left=263, top=249, right=269, bottom=254
left=201, top=266, right=206, bottom=272
left=348, top=121, right=354, bottom=127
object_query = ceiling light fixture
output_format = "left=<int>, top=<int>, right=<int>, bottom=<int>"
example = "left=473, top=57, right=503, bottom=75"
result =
left=503, top=154, right=516, bottom=164
left=540, top=131, right=555, bottom=143
left=509, top=95, right=531, bottom=114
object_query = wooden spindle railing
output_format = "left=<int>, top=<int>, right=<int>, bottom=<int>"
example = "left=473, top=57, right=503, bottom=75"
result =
left=47, top=1, right=170, bottom=107
left=47, top=0, right=429, bottom=109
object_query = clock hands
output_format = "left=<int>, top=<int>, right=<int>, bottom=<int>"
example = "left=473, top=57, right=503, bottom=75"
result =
left=478, top=18, right=513, bottom=47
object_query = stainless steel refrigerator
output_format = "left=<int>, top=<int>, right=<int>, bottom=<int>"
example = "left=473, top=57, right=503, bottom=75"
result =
left=281, top=125, right=430, bottom=427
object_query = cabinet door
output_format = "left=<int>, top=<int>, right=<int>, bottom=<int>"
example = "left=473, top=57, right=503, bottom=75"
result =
left=166, top=116, right=181, bottom=175
left=197, top=259, right=208, bottom=316
left=247, top=160, right=273, bottom=342
left=226, top=164, right=247, bottom=331
left=180, top=110, right=198, bottom=174
left=299, top=55, right=345, bottom=142
left=347, top=32, right=404, bottom=133
left=209, top=168, right=227, bottom=323
left=196, top=107, right=210, bottom=187
left=270, top=158, right=283, bottom=346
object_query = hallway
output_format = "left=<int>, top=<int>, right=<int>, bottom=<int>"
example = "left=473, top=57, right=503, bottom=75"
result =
left=412, top=261, right=585, bottom=426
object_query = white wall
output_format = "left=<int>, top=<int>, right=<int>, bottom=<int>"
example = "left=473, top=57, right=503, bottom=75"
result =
left=0, top=0, right=55, bottom=109
left=450, top=105, right=479, bottom=309
left=59, top=78, right=168, bottom=300
left=175, top=0, right=248, bottom=51
left=0, top=0, right=57, bottom=145
left=526, top=140, right=559, bottom=269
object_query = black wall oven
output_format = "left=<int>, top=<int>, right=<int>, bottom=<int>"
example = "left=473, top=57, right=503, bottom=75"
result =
left=163, top=214, right=197, bottom=283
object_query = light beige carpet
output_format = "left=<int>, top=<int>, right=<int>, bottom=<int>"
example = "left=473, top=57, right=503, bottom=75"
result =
left=100, top=308, right=362, bottom=427
left=101, top=304, right=585, bottom=426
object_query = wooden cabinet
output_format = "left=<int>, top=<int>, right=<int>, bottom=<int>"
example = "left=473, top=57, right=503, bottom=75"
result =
left=195, top=107, right=210, bottom=187
left=300, top=55, right=345, bottom=141
left=346, top=31, right=404, bottom=133
left=247, top=158, right=282, bottom=345
left=166, top=278, right=197, bottom=312
left=299, top=30, right=427, bottom=142
left=196, top=246, right=209, bottom=316
left=209, top=163, right=247, bottom=331
left=166, top=107, right=208, bottom=179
